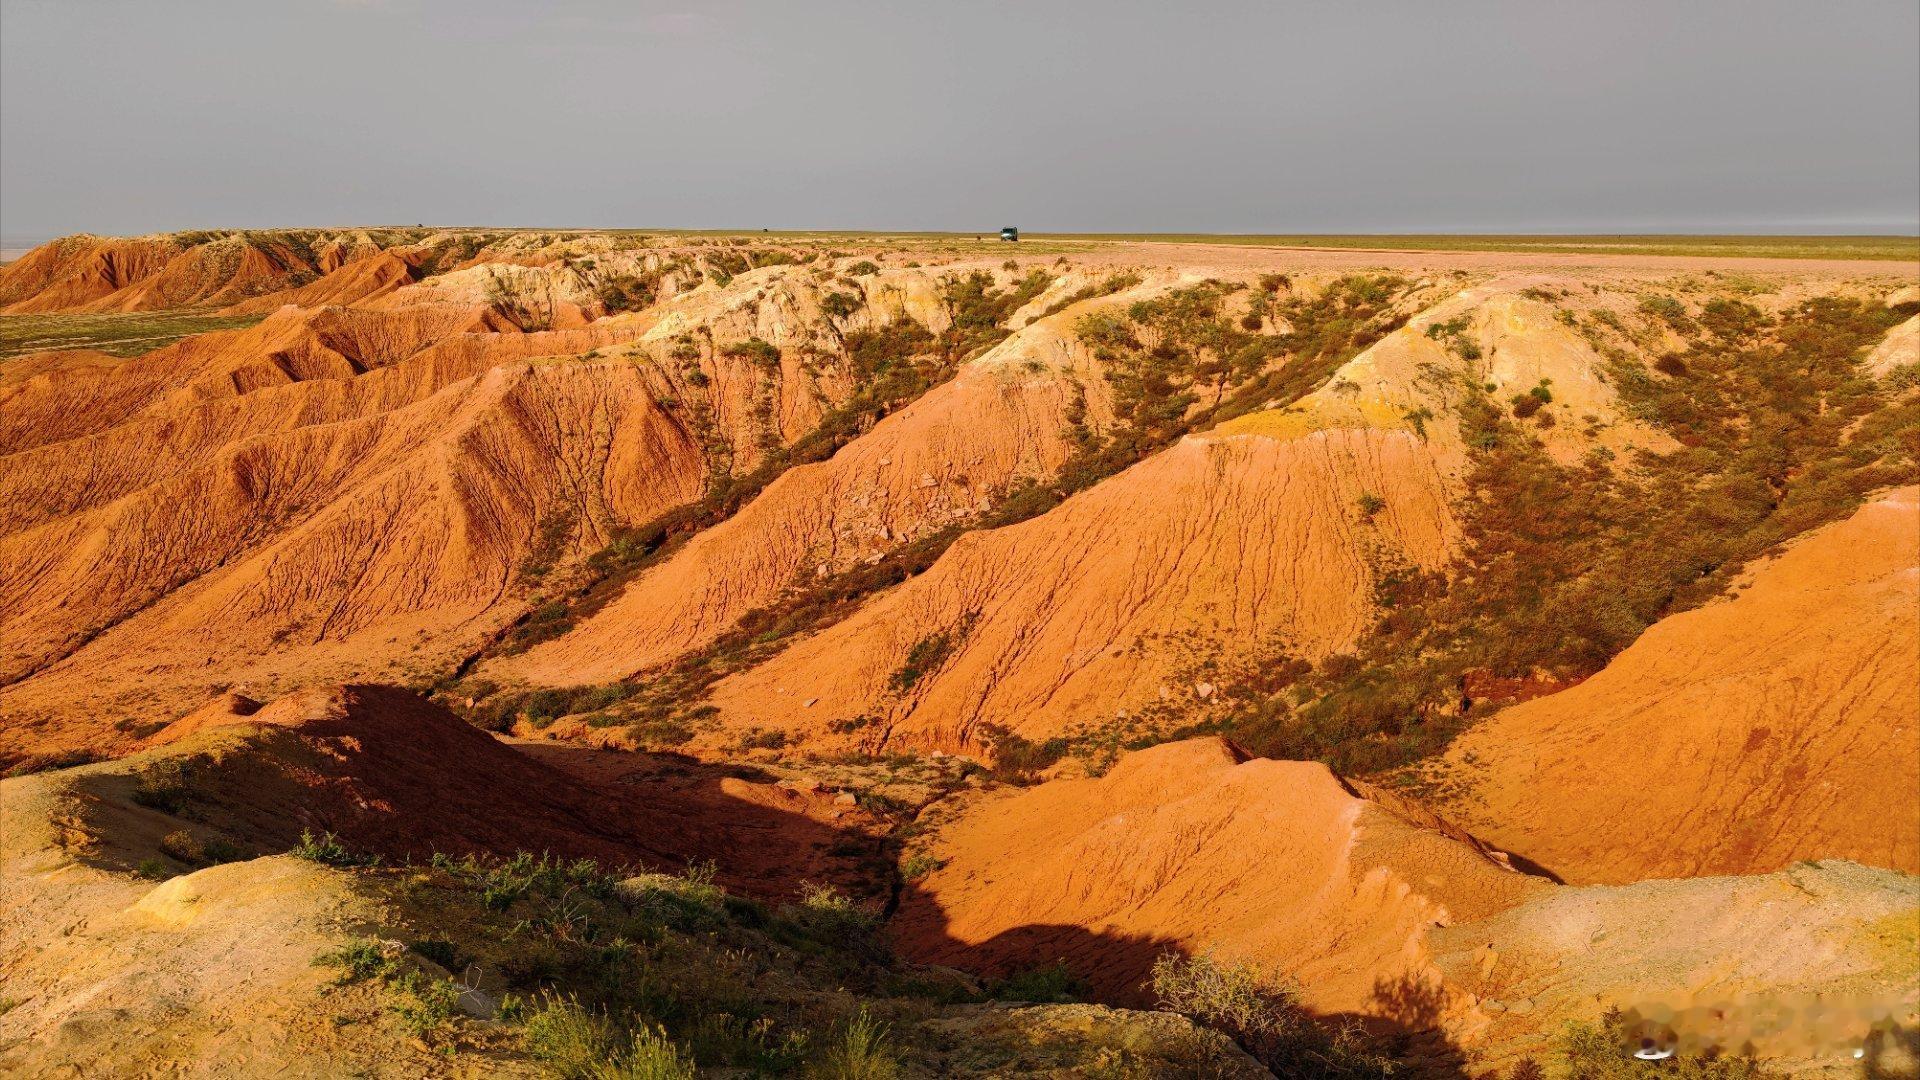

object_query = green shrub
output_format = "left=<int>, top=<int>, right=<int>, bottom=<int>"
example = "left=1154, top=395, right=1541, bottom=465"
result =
left=392, top=972, right=461, bottom=1038
left=820, top=291, right=862, bottom=319
left=786, top=883, right=879, bottom=942
left=810, top=1008, right=898, bottom=1080
left=721, top=338, right=783, bottom=369
left=1559, top=1009, right=1776, bottom=1079
left=898, top=852, right=946, bottom=880
left=159, top=829, right=241, bottom=866
left=410, top=938, right=462, bottom=970
left=315, top=938, right=396, bottom=984
left=130, top=764, right=193, bottom=815
left=1150, top=953, right=1391, bottom=1078
left=525, top=998, right=628, bottom=1076
left=977, top=723, right=1068, bottom=783
left=737, top=727, right=789, bottom=751
left=596, top=270, right=662, bottom=313
left=1639, top=294, right=1696, bottom=334
left=887, top=627, right=964, bottom=692
left=525, top=997, right=696, bottom=1080
left=990, top=962, right=1083, bottom=1003
left=290, top=830, right=373, bottom=868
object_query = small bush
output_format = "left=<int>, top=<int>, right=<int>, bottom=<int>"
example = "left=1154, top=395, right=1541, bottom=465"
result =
left=159, top=829, right=241, bottom=866
left=410, top=938, right=462, bottom=970
left=978, top=723, right=1067, bottom=783
left=131, top=765, right=192, bottom=815
left=736, top=727, right=790, bottom=751
left=290, top=829, right=371, bottom=867
left=525, top=998, right=626, bottom=1077
left=784, top=883, right=880, bottom=947
left=596, top=270, right=662, bottom=313
left=898, top=852, right=945, bottom=880
left=721, top=338, right=783, bottom=370
left=525, top=997, right=695, bottom=1080
left=990, top=962, right=1083, bottom=1003
left=626, top=717, right=694, bottom=747
left=887, top=627, right=963, bottom=692
left=1559, top=1009, right=1776, bottom=1079
left=393, top=973, right=461, bottom=1038
left=810, top=1008, right=898, bottom=1080
left=1151, top=953, right=1392, bottom=1078
left=1639, top=294, right=1697, bottom=334
left=316, top=938, right=396, bottom=984
left=820, top=291, right=862, bottom=319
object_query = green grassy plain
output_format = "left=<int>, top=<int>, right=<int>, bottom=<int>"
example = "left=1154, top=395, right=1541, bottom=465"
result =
left=0, top=310, right=268, bottom=361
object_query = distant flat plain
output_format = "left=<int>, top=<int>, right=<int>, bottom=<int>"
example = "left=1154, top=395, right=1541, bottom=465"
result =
left=606, top=230, right=1920, bottom=262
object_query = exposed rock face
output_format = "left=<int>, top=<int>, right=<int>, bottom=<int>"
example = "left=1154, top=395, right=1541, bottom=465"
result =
left=1428, top=487, right=1920, bottom=883
left=0, top=231, right=410, bottom=315
left=1426, top=859, right=1920, bottom=1068
left=2, top=233, right=1915, bottom=1076
left=0, top=683, right=1270, bottom=1079
left=706, top=426, right=1458, bottom=750
left=899, top=737, right=1920, bottom=1071
left=1866, top=313, right=1919, bottom=377
left=219, top=250, right=422, bottom=313
left=895, top=738, right=1545, bottom=1011
left=0, top=359, right=710, bottom=758
left=0, top=260, right=999, bottom=763
left=489, top=284, right=1154, bottom=686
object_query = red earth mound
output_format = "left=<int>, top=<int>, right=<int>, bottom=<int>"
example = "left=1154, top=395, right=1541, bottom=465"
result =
left=2, top=263, right=996, bottom=761
left=1428, top=486, right=1920, bottom=884
left=490, top=281, right=1157, bottom=686
left=220, top=250, right=422, bottom=314
left=0, top=232, right=411, bottom=315
left=897, top=737, right=1920, bottom=1068
left=894, top=737, right=1546, bottom=1015
left=133, top=684, right=885, bottom=897
left=702, top=420, right=1458, bottom=753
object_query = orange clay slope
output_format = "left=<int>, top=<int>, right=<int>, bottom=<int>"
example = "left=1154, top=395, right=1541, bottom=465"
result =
left=4, top=682, right=882, bottom=896
left=0, top=683, right=887, bottom=1078
left=693, top=285, right=1668, bottom=754
left=0, top=231, right=415, bottom=314
left=485, top=268, right=1177, bottom=686
left=0, top=258, right=1065, bottom=766
left=895, top=737, right=1547, bottom=1011
left=0, top=683, right=1258, bottom=1080
left=1424, top=485, right=1920, bottom=884
left=897, top=736, right=1920, bottom=1070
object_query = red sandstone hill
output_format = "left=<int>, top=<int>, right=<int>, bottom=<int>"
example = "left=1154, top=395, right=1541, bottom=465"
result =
left=2, top=231, right=1916, bottom=1075
left=1426, top=486, right=1920, bottom=884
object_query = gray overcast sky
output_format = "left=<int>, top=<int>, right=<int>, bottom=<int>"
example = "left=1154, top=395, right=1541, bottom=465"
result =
left=3, top=0, right=1916, bottom=238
